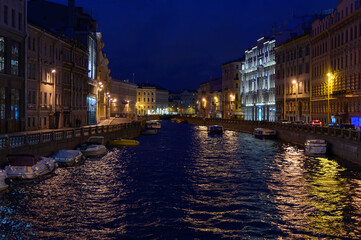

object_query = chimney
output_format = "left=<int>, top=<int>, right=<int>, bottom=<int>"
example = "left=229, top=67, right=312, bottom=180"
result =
left=67, top=0, right=75, bottom=37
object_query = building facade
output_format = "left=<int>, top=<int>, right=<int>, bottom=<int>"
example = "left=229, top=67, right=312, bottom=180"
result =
left=179, top=89, right=197, bottom=115
left=197, top=78, right=222, bottom=118
left=96, top=32, right=111, bottom=121
left=110, top=79, right=137, bottom=119
left=222, top=59, right=242, bottom=119
left=0, top=0, right=27, bottom=133
left=241, top=37, right=276, bottom=121
left=27, top=24, right=89, bottom=130
left=311, top=0, right=361, bottom=125
left=28, top=0, right=98, bottom=125
left=275, top=34, right=311, bottom=122
left=136, top=83, right=169, bottom=116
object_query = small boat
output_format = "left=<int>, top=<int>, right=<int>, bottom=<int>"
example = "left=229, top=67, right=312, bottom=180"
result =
left=0, top=170, right=8, bottom=191
left=109, top=139, right=140, bottom=147
left=146, top=121, right=161, bottom=129
left=142, top=128, right=158, bottom=135
left=208, top=125, right=223, bottom=135
left=253, top=128, right=277, bottom=139
left=78, top=136, right=107, bottom=158
left=5, top=154, right=57, bottom=179
left=305, top=139, right=327, bottom=155
left=171, top=118, right=178, bottom=122
left=50, top=150, right=84, bottom=166
left=176, top=119, right=187, bottom=124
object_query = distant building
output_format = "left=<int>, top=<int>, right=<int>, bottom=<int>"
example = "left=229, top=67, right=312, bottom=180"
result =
left=136, top=83, right=169, bottom=116
left=310, top=0, right=361, bottom=126
left=222, top=59, right=243, bottom=119
left=110, top=79, right=137, bottom=119
left=0, top=0, right=27, bottom=133
left=168, top=92, right=181, bottom=114
left=197, top=78, right=222, bottom=118
left=179, top=89, right=197, bottom=115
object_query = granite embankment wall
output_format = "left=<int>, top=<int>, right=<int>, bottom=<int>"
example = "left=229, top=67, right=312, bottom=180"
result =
left=0, top=121, right=143, bottom=167
left=185, top=117, right=361, bottom=165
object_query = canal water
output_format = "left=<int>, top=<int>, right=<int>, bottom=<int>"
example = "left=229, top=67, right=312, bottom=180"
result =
left=1, top=121, right=361, bottom=239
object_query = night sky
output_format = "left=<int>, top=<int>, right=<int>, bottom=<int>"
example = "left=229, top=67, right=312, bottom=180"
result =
left=50, top=0, right=339, bottom=92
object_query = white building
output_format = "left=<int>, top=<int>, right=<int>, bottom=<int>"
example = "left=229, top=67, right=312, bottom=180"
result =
left=240, top=37, right=276, bottom=121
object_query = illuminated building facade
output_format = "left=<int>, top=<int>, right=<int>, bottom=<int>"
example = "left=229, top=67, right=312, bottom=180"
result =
left=241, top=37, right=276, bottom=121
left=0, top=0, right=27, bottom=133
left=96, top=32, right=111, bottom=121
left=311, top=0, right=361, bottom=125
left=136, top=83, right=169, bottom=116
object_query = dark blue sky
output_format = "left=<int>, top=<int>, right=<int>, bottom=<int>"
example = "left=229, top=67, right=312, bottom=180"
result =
left=51, top=0, right=339, bottom=92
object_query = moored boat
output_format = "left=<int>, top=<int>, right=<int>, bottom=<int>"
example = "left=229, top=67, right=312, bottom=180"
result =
left=146, top=121, right=161, bottom=129
left=142, top=128, right=158, bottom=135
left=253, top=128, right=277, bottom=139
left=78, top=136, right=107, bottom=158
left=0, top=170, right=8, bottom=191
left=305, top=139, right=327, bottom=155
left=109, top=139, right=140, bottom=147
left=176, top=119, right=187, bottom=124
left=208, top=125, right=223, bottom=135
left=50, top=150, right=84, bottom=166
left=5, top=154, right=57, bottom=179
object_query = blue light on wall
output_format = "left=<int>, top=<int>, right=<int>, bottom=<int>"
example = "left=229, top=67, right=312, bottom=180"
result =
left=351, top=117, right=361, bottom=127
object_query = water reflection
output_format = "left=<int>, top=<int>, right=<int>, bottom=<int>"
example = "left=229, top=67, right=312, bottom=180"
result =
left=0, top=121, right=361, bottom=239
left=270, top=144, right=360, bottom=239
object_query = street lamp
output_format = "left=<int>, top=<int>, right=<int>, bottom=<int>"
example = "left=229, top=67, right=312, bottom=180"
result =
left=292, top=80, right=298, bottom=121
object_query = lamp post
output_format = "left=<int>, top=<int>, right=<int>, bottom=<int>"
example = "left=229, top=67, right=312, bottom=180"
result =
left=202, top=98, right=206, bottom=118
left=292, top=80, right=298, bottom=121
left=51, top=69, right=56, bottom=128
left=327, top=73, right=333, bottom=124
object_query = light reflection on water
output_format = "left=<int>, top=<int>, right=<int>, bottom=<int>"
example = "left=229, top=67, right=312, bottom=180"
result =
left=0, top=121, right=360, bottom=239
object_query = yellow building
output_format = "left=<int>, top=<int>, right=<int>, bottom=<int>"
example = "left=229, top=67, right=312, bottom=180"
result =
left=96, top=32, right=113, bottom=122
left=136, top=83, right=169, bottom=116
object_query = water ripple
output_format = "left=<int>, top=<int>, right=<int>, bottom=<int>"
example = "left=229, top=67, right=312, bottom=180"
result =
left=0, top=121, right=360, bottom=239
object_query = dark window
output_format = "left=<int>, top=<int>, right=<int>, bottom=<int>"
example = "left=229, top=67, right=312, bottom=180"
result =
left=18, top=13, right=22, bottom=30
left=4, top=6, right=8, bottom=24
left=0, top=88, right=5, bottom=119
left=11, top=9, right=15, bottom=28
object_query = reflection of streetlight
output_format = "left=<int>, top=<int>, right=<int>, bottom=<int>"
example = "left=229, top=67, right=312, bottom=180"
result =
left=292, top=80, right=298, bottom=121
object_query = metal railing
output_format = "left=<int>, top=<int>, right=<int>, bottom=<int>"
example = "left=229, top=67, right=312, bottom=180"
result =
left=0, top=121, right=141, bottom=150
left=185, top=117, right=361, bottom=142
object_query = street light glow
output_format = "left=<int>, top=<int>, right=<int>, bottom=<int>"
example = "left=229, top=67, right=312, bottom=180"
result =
left=292, top=80, right=297, bottom=84
left=51, top=69, right=56, bottom=73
